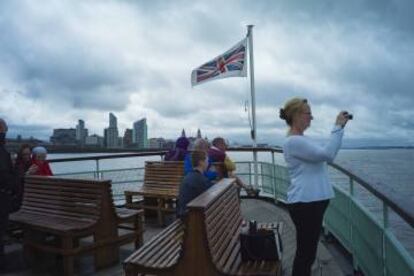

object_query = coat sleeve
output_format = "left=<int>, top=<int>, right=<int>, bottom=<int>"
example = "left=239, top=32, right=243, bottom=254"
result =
left=287, top=126, right=344, bottom=163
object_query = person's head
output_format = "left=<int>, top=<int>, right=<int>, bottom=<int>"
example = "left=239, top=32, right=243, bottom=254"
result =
left=212, top=137, right=227, bottom=152
left=175, top=137, right=190, bottom=151
left=193, top=138, right=209, bottom=153
left=191, top=150, right=208, bottom=171
left=18, top=144, right=32, bottom=163
left=280, top=98, right=313, bottom=133
left=0, top=118, right=8, bottom=145
left=32, top=146, right=48, bottom=163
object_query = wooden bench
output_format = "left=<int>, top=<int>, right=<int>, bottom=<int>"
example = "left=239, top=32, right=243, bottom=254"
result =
left=123, top=178, right=282, bottom=276
left=124, top=161, right=184, bottom=225
left=9, top=176, right=144, bottom=276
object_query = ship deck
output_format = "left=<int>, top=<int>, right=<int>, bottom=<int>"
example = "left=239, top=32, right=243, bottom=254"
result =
left=2, top=198, right=353, bottom=276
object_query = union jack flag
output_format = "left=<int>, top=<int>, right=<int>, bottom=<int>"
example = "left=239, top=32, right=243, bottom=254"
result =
left=191, top=38, right=247, bottom=86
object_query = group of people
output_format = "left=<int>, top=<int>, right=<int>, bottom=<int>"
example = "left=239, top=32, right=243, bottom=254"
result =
left=165, top=135, right=254, bottom=218
left=169, top=97, right=350, bottom=276
left=0, top=118, right=53, bottom=270
left=1, top=96, right=349, bottom=275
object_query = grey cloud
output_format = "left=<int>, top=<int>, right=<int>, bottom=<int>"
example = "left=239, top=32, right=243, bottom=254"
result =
left=0, top=1, right=138, bottom=110
left=0, top=0, right=413, bottom=146
left=242, top=0, right=414, bottom=34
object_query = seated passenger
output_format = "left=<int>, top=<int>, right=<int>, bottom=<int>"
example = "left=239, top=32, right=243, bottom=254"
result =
left=14, top=144, right=32, bottom=177
left=208, top=137, right=253, bottom=192
left=12, top=144, right=32, bottom=212
left=184, top=138, right=217, bottom=181
left=177, top=151, right=213, bottom=218
left=208, top=137, right=227, bottom=178
left=164, top=136, right=189, bottom=161
left=29, top=146, right=53, bottom=176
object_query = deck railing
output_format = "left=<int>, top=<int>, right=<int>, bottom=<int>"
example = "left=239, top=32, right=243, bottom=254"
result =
left=49, top=147, right=414, bottom=276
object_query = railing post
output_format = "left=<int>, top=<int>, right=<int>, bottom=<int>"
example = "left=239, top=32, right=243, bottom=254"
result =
left=349, top=176, right=358, bottom=271
left=271, top=151, right=277, bottom=201
left=382, top=202, right=389, bottom=276
left=350, top=177, right=354, bottom=196
left=253, top=149, right=259, bottom=188
left=95, top=159, right=100, bottom=179
left=383, top=202, right=389, bottom=229
left=249, top=162, right=252, bottom=186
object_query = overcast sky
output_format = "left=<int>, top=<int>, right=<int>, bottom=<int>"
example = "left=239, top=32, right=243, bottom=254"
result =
left=1, top=0, right=413, bottom=147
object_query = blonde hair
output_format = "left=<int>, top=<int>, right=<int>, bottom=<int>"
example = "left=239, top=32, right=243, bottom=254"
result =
left=193, top=138, right=209, bottom=152
left=279, top=97, right=308, bottom=126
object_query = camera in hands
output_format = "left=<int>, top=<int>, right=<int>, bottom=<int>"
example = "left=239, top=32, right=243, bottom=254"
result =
left=344, top=111, right=353, bottom=120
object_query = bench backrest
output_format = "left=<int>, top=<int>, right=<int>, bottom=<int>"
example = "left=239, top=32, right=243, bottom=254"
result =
left=174, top=178, right=239, bottom=275
left=143, top=161, right=184, bottom=193
left=204, top=181, right=242, bottom=271
left=21, top=176, right=114, bottom=222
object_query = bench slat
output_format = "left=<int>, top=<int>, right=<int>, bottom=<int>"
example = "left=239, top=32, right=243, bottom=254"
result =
left=124, top=219, right=184, bottom=270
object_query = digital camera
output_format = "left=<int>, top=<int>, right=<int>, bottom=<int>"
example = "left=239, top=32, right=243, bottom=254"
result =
left=344, top=112, right=353, bottom=120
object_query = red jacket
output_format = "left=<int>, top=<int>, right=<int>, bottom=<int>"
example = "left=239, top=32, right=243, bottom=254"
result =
left=32, top=159, right=53, bottom=176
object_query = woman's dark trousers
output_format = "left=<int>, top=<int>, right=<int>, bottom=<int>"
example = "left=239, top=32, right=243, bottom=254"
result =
left=288, top=200, right=329, bottom=276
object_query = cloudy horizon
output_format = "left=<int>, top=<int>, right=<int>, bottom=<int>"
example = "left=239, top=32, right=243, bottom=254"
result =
left=1, top=0, right=414, bottom=147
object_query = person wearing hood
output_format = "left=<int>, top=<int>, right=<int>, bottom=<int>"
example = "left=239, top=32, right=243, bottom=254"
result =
left=164, top=136, right=190, bottom=161
left=28, top=146, right=53, bottom=176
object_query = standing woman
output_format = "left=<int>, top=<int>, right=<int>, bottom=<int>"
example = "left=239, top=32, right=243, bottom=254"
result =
left=279, top=98, right=350, bottom=276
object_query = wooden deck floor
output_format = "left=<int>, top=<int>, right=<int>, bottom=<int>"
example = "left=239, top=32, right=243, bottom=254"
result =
left=240, top=198, right=353, bottom=276
left=2, top=198, right=353, bottom=275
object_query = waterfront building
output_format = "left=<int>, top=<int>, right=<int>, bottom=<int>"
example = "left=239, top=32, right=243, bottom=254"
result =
left=163, top=139, right=175, bottom=149
left=76, top=119, right=88, bottom=146
left=85, top=134, right=104, bottom=147
left=50, top=128, right=77, bottom=145
left=118, top=137, right=124, bottom=148
left=133, top=118, right=148, bottom=149
left=123, top=129, right=133, bottom=148
left=105, top=113, right=119, bottom=148
left=149, top=137, right=166, bottom=149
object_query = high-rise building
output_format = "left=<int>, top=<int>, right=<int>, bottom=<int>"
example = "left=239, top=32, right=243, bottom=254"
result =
left=105, top=113, right=119, bottom=148
left=133, top=118, right=148, bottom=149
left=109, top=112, right=117, bottom=128
left=76, top=119, right=88, bottom=146
left=197, top=128, right=202, bottom=139
left=123, top=129, right=133, bottom=148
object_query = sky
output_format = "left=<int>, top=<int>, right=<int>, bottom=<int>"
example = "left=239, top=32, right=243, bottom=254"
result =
left=1, top=0, right=413, bottom=147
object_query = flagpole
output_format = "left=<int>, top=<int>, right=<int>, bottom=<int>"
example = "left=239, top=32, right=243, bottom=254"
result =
left=247, top=25, right=258, bottom=188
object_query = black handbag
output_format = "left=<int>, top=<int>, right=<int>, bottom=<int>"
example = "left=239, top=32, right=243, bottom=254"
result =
left=240, top=221, right=282, bottom=262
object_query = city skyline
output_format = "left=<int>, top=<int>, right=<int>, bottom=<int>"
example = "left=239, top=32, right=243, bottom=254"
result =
left=1, top=1, right=414, bottom=148
left=41, top=113, right=214, bottom=149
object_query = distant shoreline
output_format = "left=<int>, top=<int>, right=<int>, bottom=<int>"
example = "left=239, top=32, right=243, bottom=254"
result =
left=6, top=142, right=413, bottom=154
left=342, top=146, right=414, bottom=150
